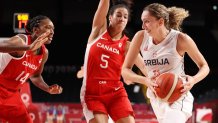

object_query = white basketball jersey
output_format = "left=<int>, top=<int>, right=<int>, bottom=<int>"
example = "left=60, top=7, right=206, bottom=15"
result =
left=141, top=29, right=194, bottom=121
left=140, top=29, right=185, bottom=78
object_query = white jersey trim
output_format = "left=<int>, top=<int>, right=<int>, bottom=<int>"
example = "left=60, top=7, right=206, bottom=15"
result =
left=0, top=35, right=28, bottom=74
left=12, top=34, right=28, bottom=60
left=80, top=31, right=107, bottom=122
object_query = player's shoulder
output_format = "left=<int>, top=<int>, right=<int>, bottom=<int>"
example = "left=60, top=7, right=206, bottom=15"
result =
left=133, top=30, right=147, bottom=40
left=177, top=32, right=192, bottom=42
left=132, top=30, right=147, bottom=42
left=136, top=30, right=145, bottom=36
left=16, top=34, right=27, bottom=41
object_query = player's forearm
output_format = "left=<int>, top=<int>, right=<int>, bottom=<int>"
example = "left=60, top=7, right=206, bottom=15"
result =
left=193, top=64, right=210, bottom=84
left=122, top=68, right=147, bottom=85
left=134, top=57, right=148, bottom=77
left=0, top=43, right=30, bottom=52
left=30, top=76, right=50, bottom=93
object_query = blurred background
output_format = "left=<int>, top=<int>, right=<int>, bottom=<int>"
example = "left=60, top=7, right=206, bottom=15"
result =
left=0, top=0, right=218, bottom=122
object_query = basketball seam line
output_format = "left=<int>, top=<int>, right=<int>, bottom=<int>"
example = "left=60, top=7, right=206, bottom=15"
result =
left=162, top=74, right=178, bottom=102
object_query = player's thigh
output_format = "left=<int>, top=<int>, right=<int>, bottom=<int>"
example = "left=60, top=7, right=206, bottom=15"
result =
left=116, top=115, right=134, bottom=123
left=82, top=100, right=107, bottom=122
left=162, top=109, right=187, bottom=123
left=0, top=93, right=29, bottom=120
left=86, top=96, right=107, bottom=113
left=109, top=96, right=134, bottom=122
left=89, top=112, right=108, bottom=123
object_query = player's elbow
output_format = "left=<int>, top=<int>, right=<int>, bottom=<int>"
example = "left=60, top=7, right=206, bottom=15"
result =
left=204, top=64, right=210, bottom=77
left=123, top=79, right=133, bottom=85
left=121, top=68, right=132, bottom=85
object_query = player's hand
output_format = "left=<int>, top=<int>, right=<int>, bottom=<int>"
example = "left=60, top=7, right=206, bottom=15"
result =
left=77, top=66, right=84, bottom=78
left=29, top=31, right=50, bottom=51
left=145, top=77, right=158, bottom=93
left=181, top=75, right=194, bottom=94
left=48, top=84, right=63, bottom=94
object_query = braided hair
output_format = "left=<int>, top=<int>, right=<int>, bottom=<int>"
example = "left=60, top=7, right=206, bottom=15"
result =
left=25, top=15, right=49, bottom=34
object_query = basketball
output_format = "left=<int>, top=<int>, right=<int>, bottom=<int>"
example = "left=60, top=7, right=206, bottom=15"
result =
left=154, top=73, right=183, bottom=103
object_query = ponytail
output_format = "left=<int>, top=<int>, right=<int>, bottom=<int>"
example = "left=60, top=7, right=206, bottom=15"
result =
left=168, top=7, right=189, bottom=31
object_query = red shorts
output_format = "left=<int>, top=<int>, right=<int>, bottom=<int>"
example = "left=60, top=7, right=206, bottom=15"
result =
left=0, top=86, right=32, bottom=123
left=85, top=85, right=134, bottom=121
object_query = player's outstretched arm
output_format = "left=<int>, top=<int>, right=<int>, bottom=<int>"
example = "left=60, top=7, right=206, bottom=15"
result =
left=30, top=49, right=63, bottom=94
left=0, top=31, right=49, bottom=53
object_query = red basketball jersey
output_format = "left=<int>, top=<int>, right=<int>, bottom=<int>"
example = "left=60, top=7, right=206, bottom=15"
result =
left=81, top=30, right=128, bottom=96
left=86, top=31, right=127, bottom=81
left=0, top=35, right=45, bottom=91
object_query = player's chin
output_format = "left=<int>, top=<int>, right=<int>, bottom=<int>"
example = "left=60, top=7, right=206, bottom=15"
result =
left=45, top=39, right=52, bottom=44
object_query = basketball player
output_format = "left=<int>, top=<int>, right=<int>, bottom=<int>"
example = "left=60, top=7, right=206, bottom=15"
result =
left=0, top=15, right=63, bottom=123
left=80, top=0, right=149, bottom=123
left=122, top=3, right=210, bottom=123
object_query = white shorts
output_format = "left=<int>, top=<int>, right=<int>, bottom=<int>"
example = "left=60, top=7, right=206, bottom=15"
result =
left=147, top=89, right=194, bottom=122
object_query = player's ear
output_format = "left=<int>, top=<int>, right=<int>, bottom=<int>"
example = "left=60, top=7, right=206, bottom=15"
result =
left=159, top=18, right=164, bottom=26
left=109, top=15, right=112, bottom=22
left=32, top=27, right=40, bottom=35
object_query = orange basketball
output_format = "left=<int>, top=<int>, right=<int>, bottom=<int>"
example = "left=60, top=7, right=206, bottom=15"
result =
left=155, top=73, right=183, bottom=103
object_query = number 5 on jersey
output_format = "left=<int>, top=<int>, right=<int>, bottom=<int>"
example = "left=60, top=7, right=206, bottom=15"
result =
left=100, top=54, right=110, bottom=69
